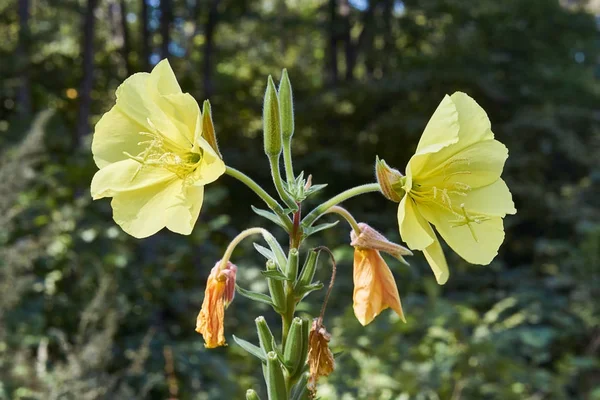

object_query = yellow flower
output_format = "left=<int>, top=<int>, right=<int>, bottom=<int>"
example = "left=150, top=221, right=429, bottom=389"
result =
left=195, top=261, right=237, bottom=348
left=90, top=59, right=225, bottom=238
left=383, top=92, right=516, bottom=284
left=350, top=223, right=410, bottom=325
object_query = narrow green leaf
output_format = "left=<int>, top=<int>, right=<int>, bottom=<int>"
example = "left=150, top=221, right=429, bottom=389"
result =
left=251, top=205, right=289, bottom=231
left=261, top=233, right=288, bottom=271
left=235, top=284, right=274, bottom=306
left=290, top=372, right=310, bottom=400
left=302, top=220, right=339, bottom=238
left=233, top=335, right=267, bottom=362
left=260, top=269, right=289, bottom=281
left=253, top=243, right=275, bottom=261
left=295, top=281, right=324, bottom=301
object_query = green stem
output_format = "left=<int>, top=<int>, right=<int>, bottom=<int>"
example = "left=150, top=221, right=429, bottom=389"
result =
left=282, top=138, right=294, bottom=184
left=268, top=155, right=297, bottom=210
left=326, top=206, right=361, bottom=236
left=225, top=166, right=293, bottom=231
left=302, top=183, right=381, bottom=227
left=219, top=227, right=267, bottom=271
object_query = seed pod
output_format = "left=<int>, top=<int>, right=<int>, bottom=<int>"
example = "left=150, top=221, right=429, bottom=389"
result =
left=296, top=249, right=319, bottom=289
left=245, top=389, right=261, bottom=400
left=266, top=260, right=286, bottom=313
left=286, top=248, right=299, bottom=281
left=263, top=76, right=282, bottom=157
left=255, top=316, right=275, bottom=354
left=266, top=351, right=287, bottom=400
left=283, top=317, right=304, bottom=375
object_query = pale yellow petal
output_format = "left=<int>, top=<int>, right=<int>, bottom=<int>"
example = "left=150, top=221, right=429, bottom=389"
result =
left=451, top=91, right=494, bottom=149
left=92, top=106, right=146, bottom=169
left=148, top=59, right=183, bottom=96
left=420, top=204, right=506, bottom=265
left=422, top=233, right=450, bottom=285
left=398, top=196, right=434, bottom=250
left=151, top=92, right=200, bottom=145
left=111, top=177, right=203, bottom=238
left=190, top=139, right=226, bottom=186
left=90, top=159, right=174, bottom=200
left=464, top=179, right=516, bottom=216
left=415, top=95, right=460, bottom=156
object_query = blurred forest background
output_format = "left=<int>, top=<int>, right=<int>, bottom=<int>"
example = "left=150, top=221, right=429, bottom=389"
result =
left=1, top=0, right=600, bottom=399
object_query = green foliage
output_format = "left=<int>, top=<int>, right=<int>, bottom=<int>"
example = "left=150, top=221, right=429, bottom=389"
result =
left=1, top=0, right=599, bottom=399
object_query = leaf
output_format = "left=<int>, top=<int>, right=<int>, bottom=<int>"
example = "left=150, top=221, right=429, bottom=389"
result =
left=235, top=284, right=274, bottom=306
left=295, top=281, right=324, bottom=300
left=254, top=243, right=275, bottom=261
left=302, top=220, right=339, bottom=238
left=233, top=335, right=267, bottom=362
left=251, top=205, right=290, bottom=231
left=261, top=269, right=289, bottom=281
left=261, top=233, right=288, bottom=270
left=304, top=183, right=328, bottom=197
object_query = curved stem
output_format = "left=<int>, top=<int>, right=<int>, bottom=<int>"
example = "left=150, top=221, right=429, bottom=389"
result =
left=219, top=227, right=268, bottom=271
left=225, top=166, right=293, bottom=231
left=268, top=155, right=297, bottom=209
left=282, top=138, right=294, bottom=183
left=302, top=183, right=381, bottom=227
left=325, top=206, right=361, bottom=236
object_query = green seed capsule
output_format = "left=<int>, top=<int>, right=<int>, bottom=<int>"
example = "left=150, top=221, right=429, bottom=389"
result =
left=246, top=389, right=261, bottom=400
left=278, top=69, right=294, bottom=141
left=266, top=260, right=286, bottom=313
left=287, top=248, right=299, bottom=281
left=266, top=351, right=287, bottom=400
left=283, top=317, right=304, bottom=376
left=296, top=249, right=319, bottom=290
left=263, top=76, right=282, bottom=157
left=255, top=316, right=275, bottom=354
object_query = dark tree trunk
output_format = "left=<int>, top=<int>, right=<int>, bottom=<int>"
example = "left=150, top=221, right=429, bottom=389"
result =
left=203, top=0, right=219, bottom=99
left=160, top=0, right=172, bottom=61
left=119, top=0, right=132, bottom=75
left=76, top=0, right=100, bottom=145
left=326, top=0, right=339, bottom=85
left=140, top=0, right=150, bottom=71
left=343, top=0, right=377, bottom=82
left=17, top=0, right=31, bottom=116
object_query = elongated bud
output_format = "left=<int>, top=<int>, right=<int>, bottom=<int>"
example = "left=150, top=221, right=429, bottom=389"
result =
left=202, top=100, right=222, bottom=158
left=263, top=75, right=282, bottom=157
left=255, top=316, right=275, bottom=354
left=296, top=249, right=319, bottom=289
left=375, top=156, right=405, bottom=202
left=278, top=69, right=294, bottom=140
left=286, top=248, right=299, bottom=281
left=266, top=351, right=287, bottom=400
left=350, top=223, right=412, bottom=265
left=283, top=317, right=304, bottom=376
left=246, top=389, right=261, bottom=400
left=266, top=260, right=286, bottom=313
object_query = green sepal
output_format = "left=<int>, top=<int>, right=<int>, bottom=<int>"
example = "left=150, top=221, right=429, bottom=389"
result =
left=246, top=389, right=262, bottom=400
left=290, top=372, right=310, bottom=400
left=251, top=205, right=290, bottom=232
left=266, top=351, right=287, bottom=400
left=236, top=284, right=274, bottom=307
left=233, top=335, right=267, bottom=362
left=255, top=316, right=275, bottom=354
left=302, top=220, right=339, bottom=239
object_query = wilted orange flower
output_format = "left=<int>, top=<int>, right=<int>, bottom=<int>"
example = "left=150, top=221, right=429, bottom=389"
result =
left=307, top=318, right=335, bottom=397
left=195, top=261, right=237, bottom=348
left=350, top=223, right=411, bottom=325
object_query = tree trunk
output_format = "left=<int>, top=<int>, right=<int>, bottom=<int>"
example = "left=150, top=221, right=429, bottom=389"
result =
left=17, top=0, right=31, bottom=117
left=76, top=0, right=100, bottom=145
left=203, top=0, right=219, bottom=99
left=381, top=0, right=394, bottom=75
left=160, top=0, right=172, bottom=61
left=343, top=0, right=377, bottom=82
left=119, top=0, right=132, bottom=75
left=140, top=0, right=150, bottom=71
left=326, top=0, right=339, bottom=85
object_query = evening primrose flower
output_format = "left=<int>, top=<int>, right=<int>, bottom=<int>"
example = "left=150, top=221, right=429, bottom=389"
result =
left=195, top=261, right=237, bottom=348
left=90, top=59, right=225, bottom=238
left=350, top=223, right=411, bottom=325
left=379, top=92, right=516, bottom=284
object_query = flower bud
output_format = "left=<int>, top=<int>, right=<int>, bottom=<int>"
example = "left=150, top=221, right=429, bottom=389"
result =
left=255, top=316, right=275, bottom=354
left=278, top=69, right=294, bottom=141
left=375, top=156, right=405, bottom=202
left=263, top=75, right=282, bottom=157
left=296, top=249, right=319, bottom=290
left=283, top=317, right=304, bottom=376
left=350, top=223, right=412, bottom=265
left=202, top=100, right=222, bottom=158
left=266, top=260, right=286, bottom=313
left=266, top=351, right=287, bottom=400
left=246, top=389, right=261, bottom=400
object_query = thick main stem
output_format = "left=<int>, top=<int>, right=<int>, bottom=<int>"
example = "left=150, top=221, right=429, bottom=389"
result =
left=303, top=183, right=381, bottom=227
left=225, top=166, right=293, bottom=231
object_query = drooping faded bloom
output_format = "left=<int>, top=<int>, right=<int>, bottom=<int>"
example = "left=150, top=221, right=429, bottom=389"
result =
left=307, top=318, right=335, bottom=397
left=350, top=223, right=412, bottom=325
left=90, top=59, right=225, bottom=238
left=377, top=92, right=516, bottom=284
left=195, top=261, right=237, bottom=348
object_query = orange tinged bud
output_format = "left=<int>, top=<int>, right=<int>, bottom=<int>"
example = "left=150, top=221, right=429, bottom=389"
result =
left=195, top=261, right=238, bottom=348
left=375, top=156, right=405, bottom=202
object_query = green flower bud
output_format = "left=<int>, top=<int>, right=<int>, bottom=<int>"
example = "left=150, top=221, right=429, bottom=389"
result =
left=283, top=317, right=304, bottom=376
left=278, top=69, right=294, bottom=141
left=266, top=260, right=286, bottom=313
left=375, top=156, right=406, bottom=202
left=202, top=100, right=222, bottom=158
left=286, top=248, right=299, bottom=281
left=295, top=249, right=319, bottom=290
left=255, top=316, right=275, bottom=354
left=266, top=351, right=287, bottom=400
left=263, top=75, right=282, bottom=157
left=246, top=389, right=261, bottom=400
